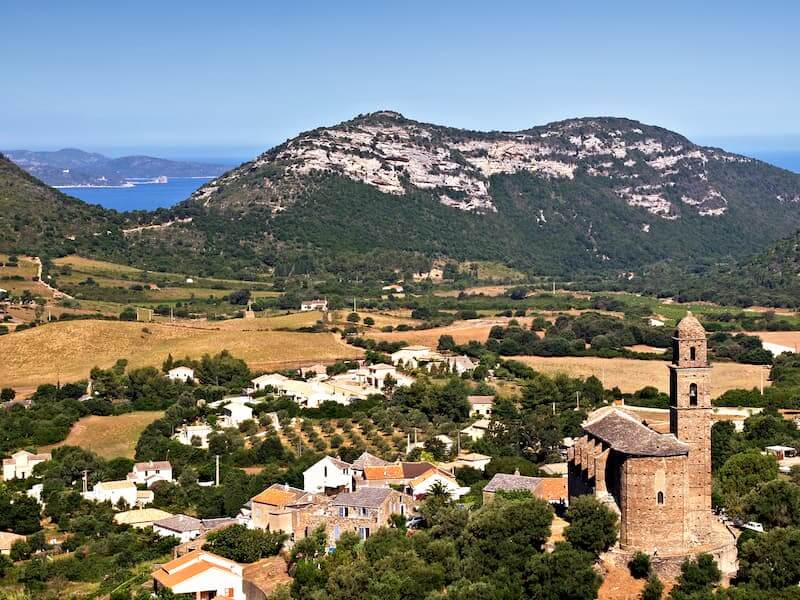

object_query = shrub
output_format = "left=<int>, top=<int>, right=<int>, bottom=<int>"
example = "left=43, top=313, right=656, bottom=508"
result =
left=629, top=551, right=651, bottom=578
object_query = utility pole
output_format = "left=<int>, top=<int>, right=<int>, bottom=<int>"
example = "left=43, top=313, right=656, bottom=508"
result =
left=214, top=455, right=220, bottom=487
left=82, top=470, right=89, bottom=494
left=576, top=391, right=581, bottom=410
left=353, top=297, right=357, bottom=313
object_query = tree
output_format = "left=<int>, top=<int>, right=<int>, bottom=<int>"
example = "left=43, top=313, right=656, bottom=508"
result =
left=718, top=451, right=778, bottom=511
left=641, top=574, right=663, bottom=600
left=711, top=421, right=737, bottom=473
left=461, top=496, right=553, bottom=577
left=119, top=306, right=138, bottom=321
left=737, top=526, right=800, bottom=589
left=672, top=553, right=721, bottom=596
left=0, top=387, right=15, bottom=402
left=363, top=316, right=375, bottom=326
left=743, top=479, right=800, bottom=529
left=347, top=312, right=360, bottom=323
left=564, top=495, right=618, bottom=556
left=438, top=335, right=456, bottom=352
left=227, top=289, right=251, bottom=305
left=629, top=551, right=651, bottom=579
left=525, top=542, right=601, bottom=600
left=203, top=524, right=287, bottom=563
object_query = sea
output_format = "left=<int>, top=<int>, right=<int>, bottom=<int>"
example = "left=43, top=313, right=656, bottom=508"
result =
left=61, top=151, right=800, bottom=213
left=62, top=177, right=215, bottom=212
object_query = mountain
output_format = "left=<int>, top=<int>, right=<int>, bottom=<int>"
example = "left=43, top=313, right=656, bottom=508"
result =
left=5, top=111, right=800, bottom=283
left=4, top=148, right=226, bottom=187
left=0, top=153, right=125, bottom=257
left=122, top=111, right=800, bottom=278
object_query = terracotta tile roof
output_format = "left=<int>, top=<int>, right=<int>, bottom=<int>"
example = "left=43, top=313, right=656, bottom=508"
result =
left=401, top=461, right=438, bottom=479
left=252, top=484, right=306, bottom=506
left=535, top=477, right=568, bottom=502
left=468, top=395, right=494, bottom=405
left=583, top=409, right=689, bottom=457
left=363, top=464, right=404, bottom=480
left=152, top=550, right=238, bottom=588
left=409, top=468, right=457, bottom=488
left=133, top=460, right=171, bottom=471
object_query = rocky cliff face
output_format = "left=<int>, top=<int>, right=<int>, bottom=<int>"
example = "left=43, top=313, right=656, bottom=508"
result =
left=189, top=111, right=797, bottom=221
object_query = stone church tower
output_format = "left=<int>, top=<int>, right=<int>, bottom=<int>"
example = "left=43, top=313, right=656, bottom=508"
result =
left=668, top=312, right=712, bottom=539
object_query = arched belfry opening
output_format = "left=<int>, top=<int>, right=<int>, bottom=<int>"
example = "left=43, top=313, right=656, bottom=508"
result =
left=689, top=383, right=698, bottom=406
left=657, top=491, right=664, bottom=505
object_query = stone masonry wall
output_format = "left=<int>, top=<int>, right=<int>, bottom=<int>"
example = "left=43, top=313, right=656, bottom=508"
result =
left=619, top=455, right=688, bottom=553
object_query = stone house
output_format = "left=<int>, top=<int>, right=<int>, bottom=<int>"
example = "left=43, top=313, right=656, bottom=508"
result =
left=306, top=487, right=413, bottom=546
left=483, top=472, right=568, bottom=506
left=250, top=484, right=321, bottom=541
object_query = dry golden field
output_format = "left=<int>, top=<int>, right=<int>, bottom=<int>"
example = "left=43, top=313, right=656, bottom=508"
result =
left=40, top=411, right=164, bottom=459
left=751, top=330, right=800, bottom=352
left=513, top=356, right=769, bottom=397
left=366, top=316, right=534, bottom=347
left=0, top=319, right=362, bottom=394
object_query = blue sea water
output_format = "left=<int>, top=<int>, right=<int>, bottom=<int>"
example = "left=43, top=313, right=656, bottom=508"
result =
left=63, top=177, right=213, bottom=212
left=748, top=151, right=800, bottom=174
left=61, top=151, right=800, bottom=212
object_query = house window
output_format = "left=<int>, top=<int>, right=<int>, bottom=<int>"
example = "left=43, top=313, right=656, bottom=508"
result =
left=358, top=527, right=370, bottom=540
left=657, top=491, right=664, bottom=505
left=360, top=507, right=369, bottom=517
left=339, top=507, right=349, bottom=517
left=689, top=383, right=698, bottom=406
left=324, top=466, right=328, bottom=477
left=690, top=347, right=696, bottom=361
left=333, top=525, right=341, bottom=541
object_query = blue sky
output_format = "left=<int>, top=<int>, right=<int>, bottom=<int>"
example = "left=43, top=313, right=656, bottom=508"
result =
left=1, top=1, right=799, bottom=159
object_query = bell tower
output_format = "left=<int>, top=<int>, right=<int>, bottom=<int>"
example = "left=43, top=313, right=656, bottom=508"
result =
left=669, top=311, right=712, bottom=539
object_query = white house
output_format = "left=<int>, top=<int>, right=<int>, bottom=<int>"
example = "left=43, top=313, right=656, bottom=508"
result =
left=409, top=469, right=467, bottom=500
left=220, top=402, right=254, bottom=428
left=303, top=456, right=354, bottom=494
left=167, top=366, right=195, bottom=383
left=300, top=299, right=328, bottom=311
left=390, top=346, right=441, bottom=369
left=127, top=460, right=173, bottom=487
left=357, top=363, right=414, bottom=391
left=153, top=514, right=204, bottom=543
left=152, top=550, right=245, bottom=600
left=412, top=267, right=444, bottom=282
left=174, top=423, right=213, bottom=448
left=2, top=450, right=51, bottom=480
left=648, top=318, right=665, bottom=327
left=461, top=418, right=491, bottom=441
left=84, top=480, right=146, bottom=508
left=435, top=435, right=454, bottom=454
left=445, top=355, right=478, bottom=374
left=381, top=284, right=405, bottom=299
left=468, top=395, right=494, bottom=417
left=0, top=532, right=26, bottom=556
left=275, top=379, right=368, bottom=408
left=251, top=373, right=289, bottom=392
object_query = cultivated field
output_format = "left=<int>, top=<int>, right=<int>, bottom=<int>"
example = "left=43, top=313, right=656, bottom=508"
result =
left=514, top=356, right=769, bottom=397
left=41, top=411, right=164, bottom=459
left=0, top=319, right=362, bottom=394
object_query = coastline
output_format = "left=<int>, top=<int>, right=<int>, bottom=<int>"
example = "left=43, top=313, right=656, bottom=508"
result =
left=54, top=176, right=213, bottom=189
